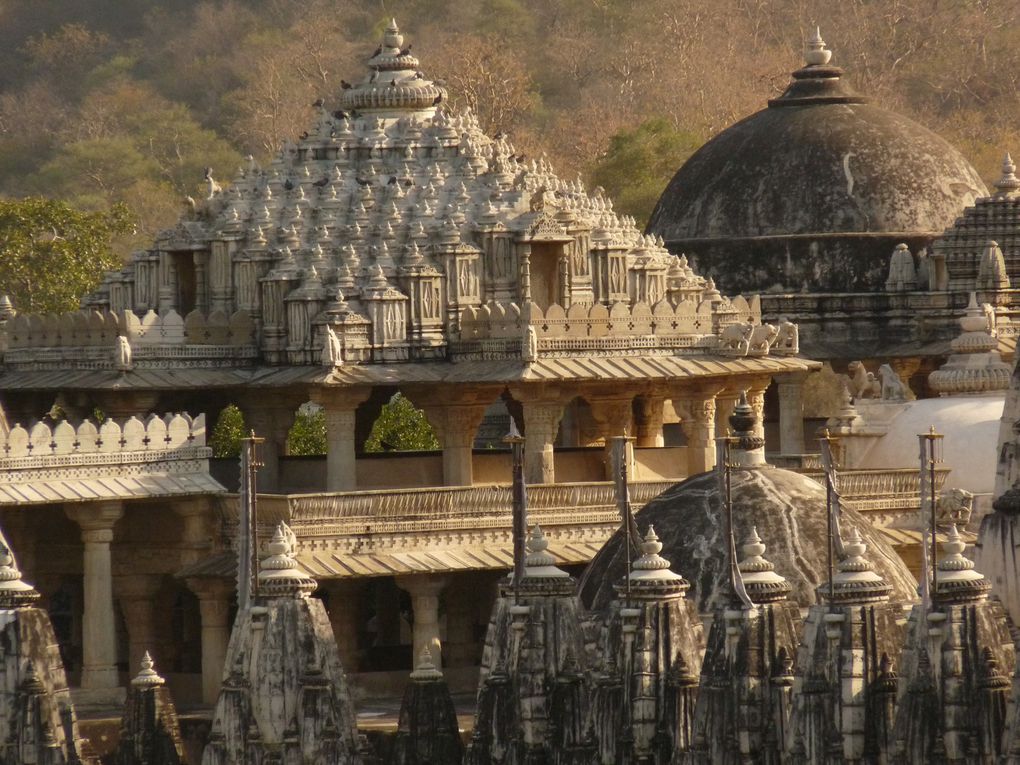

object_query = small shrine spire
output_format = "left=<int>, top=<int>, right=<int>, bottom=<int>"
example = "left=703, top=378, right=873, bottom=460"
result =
left=728, top=390, right=766, bottom=466
left=823, top=527, right=892, bottom=604
left=994, top=151, right=1019, bottom=197
left=737, top=527, right=792, bottom=603
left=934, top=524, right=991, bottom=604
left=804, top=26, right=833, bottom=66
left=409, top=645, right=443, bottom=681
left=131, top=651, right=166, bottom=687
left=257, top=522, right=317, bottom=598
left=522, top=525, right=570, bottom=579
left=628, top=526, right=684, bottom=582
left=0, top=533, right=40, bottom=608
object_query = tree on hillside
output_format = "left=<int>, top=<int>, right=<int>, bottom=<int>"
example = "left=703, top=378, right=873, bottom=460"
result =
left=0, top=197, right=133, bottom=314
left=589, top=118, right=703, bottom=227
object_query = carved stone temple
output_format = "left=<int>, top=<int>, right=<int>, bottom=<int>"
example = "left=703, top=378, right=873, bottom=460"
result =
left=4, top=16, right=1020, bottom=765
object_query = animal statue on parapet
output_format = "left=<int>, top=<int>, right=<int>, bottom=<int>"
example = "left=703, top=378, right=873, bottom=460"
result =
left=773, top=316, right=799, bottom=355
left=844, top=361, right=880, bottom=400
left=937, top=487, right=974, bottom=527
left=877, top=363, right=908, bottom=401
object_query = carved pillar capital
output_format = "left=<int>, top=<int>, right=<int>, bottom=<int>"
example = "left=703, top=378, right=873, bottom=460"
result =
left=66, top=501, right=124, bottom=537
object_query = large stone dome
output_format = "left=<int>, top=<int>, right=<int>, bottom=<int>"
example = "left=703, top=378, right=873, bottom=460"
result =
left=646, top=31, right=987, bottom=294
left=578, top=464, right=918, bottom=613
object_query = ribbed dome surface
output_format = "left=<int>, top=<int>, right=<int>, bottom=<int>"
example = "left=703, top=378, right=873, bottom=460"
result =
left=578, top=465, right=918, bottom=613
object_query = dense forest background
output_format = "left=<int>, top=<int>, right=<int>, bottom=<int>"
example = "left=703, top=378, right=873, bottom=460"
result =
left=1, top=0, right=1019, bottom=259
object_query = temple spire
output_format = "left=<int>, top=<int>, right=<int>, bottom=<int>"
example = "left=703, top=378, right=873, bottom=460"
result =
left=804, top=26, right=832, bottom=66
left=995, top=151, right=1019, bottom=197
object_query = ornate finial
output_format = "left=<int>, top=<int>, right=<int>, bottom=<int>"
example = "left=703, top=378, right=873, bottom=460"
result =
left=934, top=524, right=990, bottom=603
left=257, top=522, right=317, bottom=598
left=824, top=527, right=891, bottom=603
left=409, top=645, right=443, bottom=681
left=627, top=526, right=685, bottom=585
left=131, top=651, right=166, bottom=687
left=928, top=291, right=1010, bottom=394
left=522, top=525, right=570, bottom=579
left=0, top=534, right=40, bottom=608
left=737, top=527, right=792, bottom=603
left=995, top=152, right=1020, bottom=197
left=804, top=26, right=833, bottom=66
left=728, top=390, right=766, bottom=463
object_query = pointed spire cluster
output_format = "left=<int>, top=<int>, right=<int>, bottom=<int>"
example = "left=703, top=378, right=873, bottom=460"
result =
left=737, top=527, right=792, bottom=603
left=257, top=522, right=317, bottom=598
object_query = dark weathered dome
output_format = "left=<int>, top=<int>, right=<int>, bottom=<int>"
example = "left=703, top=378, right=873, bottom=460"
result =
left=578, top=465, right=918, bottom=613
left=646, top=32, right=987, bottom=293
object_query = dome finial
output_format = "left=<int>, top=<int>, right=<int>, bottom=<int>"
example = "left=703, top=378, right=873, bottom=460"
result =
left=805, top=26, right=833, bottom=66
left=737, top=527, right=792, bottom=603
left=934, top=523, right=991, bottom=603
left=995, top=151, right=1019, bottom=197
left=131, top=650, right=166, bottom=687
left=728, top=390, right=766, bottom=465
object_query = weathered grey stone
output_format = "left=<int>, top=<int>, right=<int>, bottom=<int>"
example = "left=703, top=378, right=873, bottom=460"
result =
left=114, top=653, right=186, bottom=765
left=388, top=648, right=463, bottom=765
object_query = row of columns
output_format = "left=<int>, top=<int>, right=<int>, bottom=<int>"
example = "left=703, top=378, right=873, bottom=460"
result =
left=307, top=375, right=808, bottom=490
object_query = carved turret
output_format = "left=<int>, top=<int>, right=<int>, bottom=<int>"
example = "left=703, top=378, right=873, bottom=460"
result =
left=201, top=522, right=369, bottom=764
left=688, top=529, right=801, bottom=763
left=114, top=653, right=186, bottom=765
left=0, top=530, right=98, bottom=764
left=390, top=647, right=464, bottom=765
left=592, top=526, right=703, bottom=762
left=892, top=526, right=1014, bottom=763
left=790, top=528, right=905, bottom=762
left=466, top=524, right=594, bottom=763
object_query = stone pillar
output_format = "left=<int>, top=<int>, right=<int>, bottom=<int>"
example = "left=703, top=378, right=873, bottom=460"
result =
left=715, top=391, right=740, bottom=439
left=175, top=498, right=213, bottom=566
left=66, top=501, right=124, bottom=690
left=422, top=403, right=488, bottom=487
left=188, top=578, right=233, bottom=704
left=397, top=575, right=447, bottom=670
left=676, top=391, right=718, bottom=474
left=326, top=580, right=362, bottom=671
left=588, top=394, right=635, bottom=480
left=776, top=373, right=808, bottom=455
left=747, top=381, right=769, bottom=442
left=520, top=397, right=564, bottom=485
left=243, top=404, right=296, bottom=493
left=312, top=388, right=371, bottom=492
left=116, top=574, right=162, bottom=676
left=635, top=396, right=665, bottom=448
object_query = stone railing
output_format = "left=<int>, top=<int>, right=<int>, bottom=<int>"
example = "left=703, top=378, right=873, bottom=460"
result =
left=223, top=480, right=673, bottom=539
left=0, top=412, right=219, bottom=504
left=801, top=467, right=950, bottom=515
left=453, top=295, right=774, bottom=358
left=0, top=413, right=208, bottom=467
left=1, top=309, right=257, bottom=369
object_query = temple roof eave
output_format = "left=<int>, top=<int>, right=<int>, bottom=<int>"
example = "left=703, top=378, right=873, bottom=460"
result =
left=0, top=355, right=819, bottom=391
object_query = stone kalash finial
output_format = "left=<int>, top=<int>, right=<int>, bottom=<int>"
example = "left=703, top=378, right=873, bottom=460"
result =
left=804, top=26, right=833, bottom=66
left=257, top=522, right=317, bottom=598
left=393, top=645, right=464, bottom=765
left=0, top=536, right=40, bottom=608
left=934, top=523, right=991, bottom=604
left=737, top=526, right=792, bottom=603
left=131, top=651, right=165, bottom=687
left=977, top=239, right=1010, bottom=290
left=995, top=152, right=1020, bottom=198
left=522, top=524, right=570, bottom=580
left=627, top=526, right=686, bottom=585
left=928, top=291, right=1010, bottom=395
left=116, top=652, right=185, bottom=765
left=728, top=390, right=766, bottom=466
left=340, top=18, right=447, bottom=116
left=821, top=527, right=892, bottom=604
